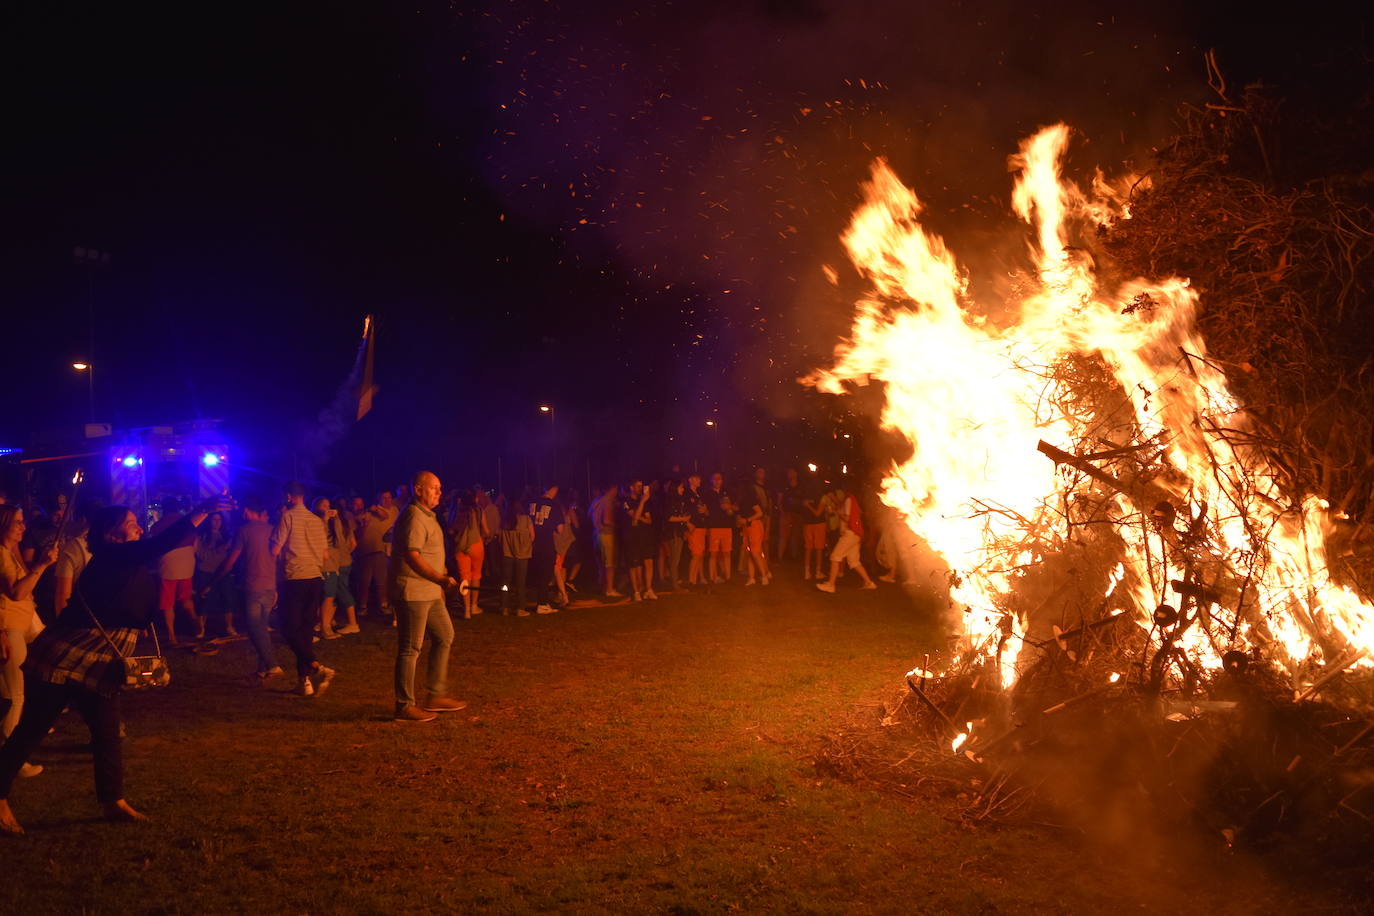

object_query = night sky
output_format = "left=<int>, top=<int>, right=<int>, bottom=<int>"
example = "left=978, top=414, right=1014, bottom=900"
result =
left=6, top=1, right=1369, bottom=494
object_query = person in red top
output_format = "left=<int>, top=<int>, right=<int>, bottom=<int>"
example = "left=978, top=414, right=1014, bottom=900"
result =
left=816, top=486, right=878, bottom=593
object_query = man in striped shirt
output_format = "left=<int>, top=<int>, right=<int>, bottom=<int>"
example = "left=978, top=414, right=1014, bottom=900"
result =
left=270, top=481, right=336, bottom=697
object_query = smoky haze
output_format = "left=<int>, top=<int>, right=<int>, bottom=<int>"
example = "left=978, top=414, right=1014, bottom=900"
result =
left=461, top=0, right=1206, bottom=425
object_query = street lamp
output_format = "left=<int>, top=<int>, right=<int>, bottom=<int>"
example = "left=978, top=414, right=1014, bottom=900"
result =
left=72, top=362, right=94, bottom=423
left=539, top=404, right=556, bottom=481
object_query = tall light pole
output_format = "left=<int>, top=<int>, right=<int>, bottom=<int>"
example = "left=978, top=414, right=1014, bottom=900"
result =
left=72, top=246, right=111, bottom=425
left=72, top=362, right=94, bottom=424
left=539, top=404, right=556, bottom=482
left=705, top=419, right=718, bottom=470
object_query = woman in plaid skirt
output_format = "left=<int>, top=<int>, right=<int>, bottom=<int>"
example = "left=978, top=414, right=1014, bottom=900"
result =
left=0, top=495, right=230, bottom=836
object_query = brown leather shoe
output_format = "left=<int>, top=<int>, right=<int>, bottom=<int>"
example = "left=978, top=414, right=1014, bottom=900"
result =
left=422, top=696, right=468, bottom=713
left=395, top=704, right=438, bottom=723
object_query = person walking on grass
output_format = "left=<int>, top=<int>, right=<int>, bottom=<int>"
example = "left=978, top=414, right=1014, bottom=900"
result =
left=553, top=502, right=577, bottom=606
left=150, top=497, right=203, bottom=644
left=815, top=486, right=879, bottom=593
left=314, top=498, right=358, bottom=638
left=527, top=484, right=563, bottom=615
left=270, top=482, right=336, bottom=697
left=390, top=472, right=467, bottom=723
left=0, top=495, right=232, bottom=836
left=194, top=512, right=238, bottom=639
left=210, top=498, right=282, bottom=683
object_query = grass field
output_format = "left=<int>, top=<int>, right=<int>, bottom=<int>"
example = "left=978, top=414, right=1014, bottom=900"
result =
left=0, top=575, right=1363, bottom=914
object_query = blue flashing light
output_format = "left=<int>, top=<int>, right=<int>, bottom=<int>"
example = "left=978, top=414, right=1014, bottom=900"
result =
left=202, top=453, right=222, bottom=468
left=121, top=455, right=141, bottom=468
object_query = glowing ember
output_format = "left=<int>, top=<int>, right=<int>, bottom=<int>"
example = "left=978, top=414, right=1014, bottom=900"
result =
left=807, top=124, right=1374, bottom=688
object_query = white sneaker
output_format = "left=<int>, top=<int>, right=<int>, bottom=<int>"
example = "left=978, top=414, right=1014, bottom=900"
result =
left=816, top=582, right=836, bottom=593
left=297, top=676, right=315, bottom=697
left=645, top=590, right=659, bottom=600
left=336, top=623, right=361, bottom=635
left=535, top=604, right=558, bottom=615
left=861, top=581, right=878, bottom=590
left=310, top=665, right=337, bottom=696
left=18, top=763, right=42, bottom=778
left=606, top=590, right=625, bottom=599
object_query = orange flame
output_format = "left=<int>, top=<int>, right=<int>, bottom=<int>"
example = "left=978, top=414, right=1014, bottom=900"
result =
left=807, top=124, right=1374, bottom=687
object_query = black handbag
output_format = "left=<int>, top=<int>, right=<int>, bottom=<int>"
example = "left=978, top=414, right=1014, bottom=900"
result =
left=80, top=588, right=171, bottom=690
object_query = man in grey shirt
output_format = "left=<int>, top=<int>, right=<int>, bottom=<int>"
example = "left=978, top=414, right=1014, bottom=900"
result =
left=209, top=497, right=282, bottom=682
left=389, top=471, right=467, bottom=722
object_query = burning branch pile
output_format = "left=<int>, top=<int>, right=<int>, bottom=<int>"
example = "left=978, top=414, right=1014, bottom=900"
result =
left=807, top=108, right=1374, bottom=845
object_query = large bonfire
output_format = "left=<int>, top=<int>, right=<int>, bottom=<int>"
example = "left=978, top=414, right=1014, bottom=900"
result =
left=807, top=124, right=1374, bottom=696
left=806, top=125, right=1374, bottom=838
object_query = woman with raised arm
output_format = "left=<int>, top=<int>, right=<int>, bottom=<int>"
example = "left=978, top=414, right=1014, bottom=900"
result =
left=0, top=494, right=230, bottom=836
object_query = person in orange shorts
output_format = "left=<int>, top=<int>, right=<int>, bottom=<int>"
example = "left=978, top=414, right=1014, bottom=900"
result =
left=448, top=490, right=489, bottom=619
left=736, top=476, right=771, bottom=586
left=702, top=472, right=734, bottom=584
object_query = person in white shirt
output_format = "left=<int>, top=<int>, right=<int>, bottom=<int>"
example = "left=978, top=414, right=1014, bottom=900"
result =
left=270, top=482, right=336, bottom=697
left=815, top=487, right=878, bottom=593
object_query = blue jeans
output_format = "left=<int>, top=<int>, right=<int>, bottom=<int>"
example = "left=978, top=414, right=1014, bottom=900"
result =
left=243, top=588, right=278, bottom=672
left=323, top=568, right=356, bottom=610
left=394, top=597, right=454, bottom=707
left=335, top=564, right=355, bottom=610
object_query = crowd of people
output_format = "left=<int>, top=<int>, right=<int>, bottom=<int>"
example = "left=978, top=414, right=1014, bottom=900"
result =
left=0, top=464, right=904, bottom=834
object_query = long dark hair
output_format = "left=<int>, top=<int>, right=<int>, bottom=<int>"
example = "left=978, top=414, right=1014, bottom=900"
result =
left=448, top=489, right=477, bottom=534
left=0, top=505, right=20, bottom=544
left=501, top=494, right=524, bottom=532
left=89, top=505, right=135, bottom=551
left=198, top=511, right=229, bottom=547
